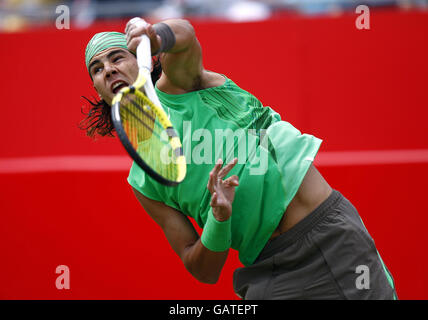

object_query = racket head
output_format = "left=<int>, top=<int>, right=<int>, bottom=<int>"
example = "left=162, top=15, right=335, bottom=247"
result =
left=111, top=74, right=186, bottom=186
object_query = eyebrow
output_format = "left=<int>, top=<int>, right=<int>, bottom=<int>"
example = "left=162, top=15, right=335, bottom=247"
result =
left=88, top=49, right=127, bottom=73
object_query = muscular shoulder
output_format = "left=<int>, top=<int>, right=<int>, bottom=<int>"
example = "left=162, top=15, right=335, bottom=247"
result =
left=152, top=19, right=226, bottom=94
left=157, top=70, right=226, bottom=94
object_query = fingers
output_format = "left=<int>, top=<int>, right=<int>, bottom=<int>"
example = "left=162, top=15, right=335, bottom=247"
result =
left=125, top=22, right=159, bottom=54
left=207, top=171, right=214, bottom=194
left=125, top=17, right=148, bottom=35
left=207, top=159, right=223, bottom=193
left=210, top=192, right=217, bottom=207
left=125, top=20, right=133, bottom=34
left=211, top=158, right=224, bottom=181
left=218, top=157, right=238, bottom=180
left=224, top=175, right=239, bottom=187
left=125, top=20, right=135, bottom=34
left=126, top=26, right=147, bottom=52
left=207, top=158, right=239, bottom=194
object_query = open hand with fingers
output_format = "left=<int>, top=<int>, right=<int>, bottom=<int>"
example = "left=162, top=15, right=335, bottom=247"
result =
left=207, top=158, right=240, bottom=222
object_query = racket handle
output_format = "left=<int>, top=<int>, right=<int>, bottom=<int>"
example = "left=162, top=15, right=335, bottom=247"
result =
left=128, top=17, right=152, bottom=72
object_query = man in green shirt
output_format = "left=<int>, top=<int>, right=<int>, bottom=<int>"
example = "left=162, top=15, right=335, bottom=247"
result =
left=82, top=18, right=397, bottom=299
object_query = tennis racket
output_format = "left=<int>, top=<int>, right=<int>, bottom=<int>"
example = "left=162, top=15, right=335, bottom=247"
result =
left=111, top=17, right=186, bottom=186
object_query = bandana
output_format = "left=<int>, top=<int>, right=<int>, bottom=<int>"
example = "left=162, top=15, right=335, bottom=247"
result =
left=85, top=32, right=128, bottom=71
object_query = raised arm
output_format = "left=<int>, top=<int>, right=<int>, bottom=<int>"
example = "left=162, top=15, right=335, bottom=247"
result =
left=125, top=18, right=224, bottom=94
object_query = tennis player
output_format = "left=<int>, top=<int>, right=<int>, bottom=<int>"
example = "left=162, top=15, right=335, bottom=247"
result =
left=81, top=18, right=397, bottom=300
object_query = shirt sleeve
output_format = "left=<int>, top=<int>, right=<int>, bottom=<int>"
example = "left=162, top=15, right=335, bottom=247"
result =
left=127, top=161, right=163, bottom=202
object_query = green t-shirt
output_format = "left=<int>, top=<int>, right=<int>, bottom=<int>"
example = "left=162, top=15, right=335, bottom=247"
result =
left=127, top=76, right=322, bottom=266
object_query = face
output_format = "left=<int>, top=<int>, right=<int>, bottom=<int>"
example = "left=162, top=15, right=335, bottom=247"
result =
left=88, top=48, right=138, bottom=105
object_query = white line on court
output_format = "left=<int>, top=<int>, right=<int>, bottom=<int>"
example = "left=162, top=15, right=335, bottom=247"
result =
left=0, top=155, right=132, bottom=173
left=314, top=149, right=428, bottom=167
left=0, top=150, right=427, bottom=173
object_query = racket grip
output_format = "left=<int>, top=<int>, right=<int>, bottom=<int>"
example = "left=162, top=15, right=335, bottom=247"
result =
left=128, top=17, right=152, bottom=72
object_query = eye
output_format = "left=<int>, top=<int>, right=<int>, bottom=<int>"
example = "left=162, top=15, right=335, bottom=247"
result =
left=91, top=65, right=102, bottom=75
left=113, top=56, right=123, bottom=63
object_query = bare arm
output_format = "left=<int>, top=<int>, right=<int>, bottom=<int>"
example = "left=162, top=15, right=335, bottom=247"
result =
left=132, top=188, right=228, bottom=284
left=126, top=18, right=221, bottom=94
left=131, top=158, right=239, bottom=284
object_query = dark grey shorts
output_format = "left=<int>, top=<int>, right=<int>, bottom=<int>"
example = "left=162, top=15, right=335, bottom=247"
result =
left=233, top=190, right=397, bottom=300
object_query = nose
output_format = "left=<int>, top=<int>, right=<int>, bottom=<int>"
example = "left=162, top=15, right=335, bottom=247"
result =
left=104, top=62, right=117, bottom=78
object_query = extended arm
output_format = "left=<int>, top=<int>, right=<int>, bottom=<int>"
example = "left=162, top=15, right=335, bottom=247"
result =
left=131, top=159, right=239, bottom=284
left=132, top=189, right=228, bottom=284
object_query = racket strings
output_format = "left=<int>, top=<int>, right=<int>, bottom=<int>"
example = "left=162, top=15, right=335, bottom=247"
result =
left=119, top=92, right=178, bottom=181
left=123, top=94, right=164, bottom=131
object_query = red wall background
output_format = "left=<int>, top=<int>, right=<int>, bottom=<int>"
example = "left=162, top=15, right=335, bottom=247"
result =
left=0, top=9, right=427, bottom=299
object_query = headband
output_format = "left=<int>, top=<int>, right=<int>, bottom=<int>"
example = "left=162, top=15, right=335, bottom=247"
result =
left=85, top=31, right=128, bottom=71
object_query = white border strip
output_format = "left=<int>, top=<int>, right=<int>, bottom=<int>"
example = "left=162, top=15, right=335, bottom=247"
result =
left=0, top=150, right=427, bottom=174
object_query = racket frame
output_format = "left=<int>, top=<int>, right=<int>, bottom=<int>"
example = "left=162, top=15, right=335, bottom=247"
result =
left=111, top=18, right=186, bottom=186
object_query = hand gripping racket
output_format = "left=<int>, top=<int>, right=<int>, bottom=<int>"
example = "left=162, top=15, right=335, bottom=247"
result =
left=111, top=17, right=186, bottom=186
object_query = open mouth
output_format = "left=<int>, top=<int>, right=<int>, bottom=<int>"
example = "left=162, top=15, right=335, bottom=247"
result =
left=111, top=80, right=129, bottom=94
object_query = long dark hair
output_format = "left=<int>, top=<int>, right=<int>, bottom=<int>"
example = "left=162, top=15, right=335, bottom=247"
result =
left=79, top=57, right=162, bottom=139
